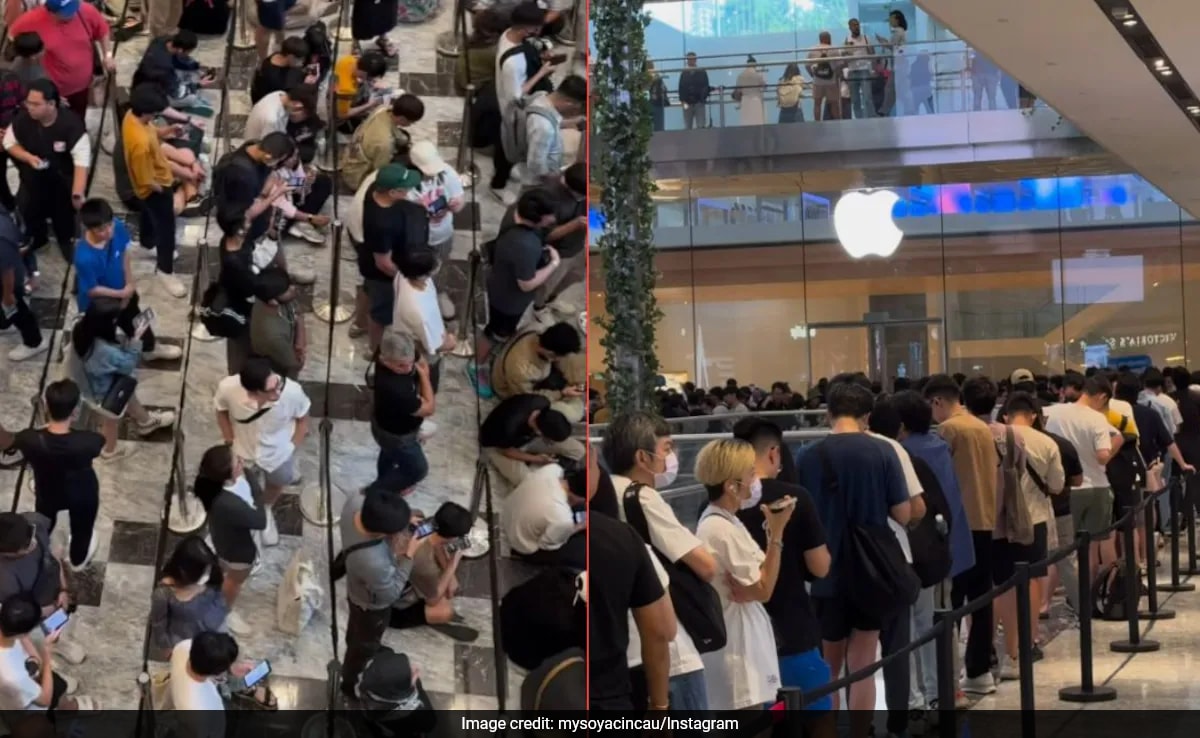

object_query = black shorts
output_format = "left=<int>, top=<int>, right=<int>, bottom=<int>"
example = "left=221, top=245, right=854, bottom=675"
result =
left=993, top=521, right=1049, bottom=581
left=813, top=592, right=883, bottom=642
left=255, top=0, right=296, bottom=30
left=484, top=304, right=522, bottom=343
left=1113, top=487, right=1144, bottom=528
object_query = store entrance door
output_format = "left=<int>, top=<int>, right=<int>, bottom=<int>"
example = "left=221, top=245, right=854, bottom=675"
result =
left=806, top=318, right=945, bottom=393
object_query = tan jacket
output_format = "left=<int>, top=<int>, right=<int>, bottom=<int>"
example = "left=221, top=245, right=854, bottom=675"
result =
left=492, top=331, right=586, bottom=422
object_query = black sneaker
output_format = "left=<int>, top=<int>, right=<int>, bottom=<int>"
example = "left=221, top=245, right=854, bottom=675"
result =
left=1031, top=644, right=1045, bottom=662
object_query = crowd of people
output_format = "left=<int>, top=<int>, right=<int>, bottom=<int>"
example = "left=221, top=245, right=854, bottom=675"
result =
left=591, top=364, right=1196, bottom=733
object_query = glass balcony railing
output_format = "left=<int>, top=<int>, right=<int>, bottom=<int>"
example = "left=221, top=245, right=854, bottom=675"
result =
left=648, top=40, right=1054, bottom=131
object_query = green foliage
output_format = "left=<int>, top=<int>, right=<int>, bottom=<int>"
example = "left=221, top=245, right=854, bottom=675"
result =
left=591, top=0, right=662, bottom=415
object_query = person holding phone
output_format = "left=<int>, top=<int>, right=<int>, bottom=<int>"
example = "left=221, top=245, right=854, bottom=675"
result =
left=251, top=36, right=315, bottom=104
left=391, top=248, right=455, bottom=405
left=389, top=502, right=476, bottom=641
left=490, top=321, right=584, bottom=422
left=405, top=141, right=465, bottom=317
left=504, top=462, right=586, bottom=568
left=0, top=593, right=99, bottom=711
left=0, top=513, right=86, bottom=667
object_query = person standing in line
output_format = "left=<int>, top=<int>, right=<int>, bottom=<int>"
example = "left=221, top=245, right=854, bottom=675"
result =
left=0, top=202, right=46, bottom=361
left=249, top=267, right=306, bottom=380
left=122, top=84, right=190, bottom=299
left=371, top=328, right=434, bottom=493
left=6, top=0, right=115, bottom=119
left=3, top=79, right=88, bottom=267
left=7, top=381, right=103, bottom=571
left=339, top=486, right=419, bottom=701
left=214, top=357, right=311, bottom=550
left=148, top=0, right=184, bottom=40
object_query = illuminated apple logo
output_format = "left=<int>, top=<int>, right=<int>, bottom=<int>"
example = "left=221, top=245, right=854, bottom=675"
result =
left=834, top=190, right=903, bottom=259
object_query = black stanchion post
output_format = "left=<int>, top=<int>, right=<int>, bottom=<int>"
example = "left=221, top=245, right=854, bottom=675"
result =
left=1162, top=476, right=1195, bottom=591
left=1015, top=564, right=1036, bottom=738
left=480, top=462, right=509, bottom=713
left=1060, top=531, right=1117, bottom=702
left=933, top=612, right=957, bottom=738
left=1142, top=490, right=1175, bottom=619
left=1111, top=509, right=1160, bottom=653
left=1185, top=476, right=1200, bottom=575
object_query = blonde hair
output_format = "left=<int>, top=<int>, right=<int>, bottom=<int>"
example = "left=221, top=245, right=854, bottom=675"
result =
left=694, top=439, right=756, bottom=491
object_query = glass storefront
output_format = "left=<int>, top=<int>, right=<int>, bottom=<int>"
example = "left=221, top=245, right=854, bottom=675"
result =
left=588, top=174, right=1200, bottom=392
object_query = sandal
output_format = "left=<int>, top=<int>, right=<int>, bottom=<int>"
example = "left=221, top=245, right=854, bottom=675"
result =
left=73, top=695, right=101, bottom=710
left=374, top=35, right=398, bottom=58
left=233, top=684, right=278, bottom=710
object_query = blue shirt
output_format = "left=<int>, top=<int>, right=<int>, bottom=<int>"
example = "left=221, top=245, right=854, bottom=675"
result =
left=74, top=220, right=132, bottom=313
left=795, top=433, right=908, bottom=598
left=902, top=432, right=976, bottom=578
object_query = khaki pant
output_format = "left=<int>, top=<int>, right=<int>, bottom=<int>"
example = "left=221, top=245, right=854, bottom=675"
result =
left=147, top=0, right=182, bottom=37
left=486, top=437, right=586, bottom=488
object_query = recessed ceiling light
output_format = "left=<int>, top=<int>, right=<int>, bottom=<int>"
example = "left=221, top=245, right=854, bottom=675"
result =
left=1154, top=59, right=1167, bottom=68
left=1123, top=18, right=1138, bottom=26
left=1161, top=68, right=1174, bottom=76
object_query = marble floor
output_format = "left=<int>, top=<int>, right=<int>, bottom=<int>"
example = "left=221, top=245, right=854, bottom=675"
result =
left=0, top=2, right=584, bottom=712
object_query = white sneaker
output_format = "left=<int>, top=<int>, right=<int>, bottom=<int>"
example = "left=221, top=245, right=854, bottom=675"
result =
left=997, top=655, right=1020, bottom=681
left=157, top=271, right=188, bottom=299
left=226, top=611, right=252, bottom=636
left=288, top=222, right=326, bottom=245
left=55, top=637, right=86, bottom=666
left=100, top=443, right=136, bottom=462
left=418, top=420, right=437, bottom=441
left=135, top=410, right=177, bottom=437
left=288, top=266, right=316, bottom=285
left=490, top=187, right=516, bottom=207
left=143, top=344, right=183, bottom=362
left=961, top=672, right=997, bottom=695
left=8, top=342, right=48, bottom=362
left=438, top=292, right=457, bottom=320
left=67, top=533, right=99, bottom=572
left=261, top=505, right=279, bottom=547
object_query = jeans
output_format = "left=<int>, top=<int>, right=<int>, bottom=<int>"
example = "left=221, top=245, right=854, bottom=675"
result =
left=341, top=603, right=390, bottom=699
left=952, top=531, right=995, bottom=679
left=0, top=296, right=42, bottom=349
left=668, top=670, right=708, bottom=711
left=778, top=106, right=803, bottom=123
left=909, top=585, right=937, bottom=707
left=36, top=488, right=99, bottom=568
left=375, top=434, right=429, bottom=491
left=139, top=189, right=177, bottom=275
left=848, top=70, right=875, bottom=118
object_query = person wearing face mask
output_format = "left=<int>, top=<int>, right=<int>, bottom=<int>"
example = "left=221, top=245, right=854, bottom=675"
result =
left=733, top=419, right=834, bottom=724
left=149, top=536, right=229, bottom=660
left=694, top=438, right=794, bottom=711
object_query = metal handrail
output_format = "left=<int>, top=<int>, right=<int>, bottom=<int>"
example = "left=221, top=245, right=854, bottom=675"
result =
left=588, top=408, right=827, bottom=433
left=587, top=428, right=832, bottom=445
left=650, top=38, right=981, bottom=66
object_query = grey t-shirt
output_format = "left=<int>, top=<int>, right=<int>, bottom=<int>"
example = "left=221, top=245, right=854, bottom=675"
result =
left=340, top=492, right=415, bottom=611
left=486, top=224, right=544, bottom=317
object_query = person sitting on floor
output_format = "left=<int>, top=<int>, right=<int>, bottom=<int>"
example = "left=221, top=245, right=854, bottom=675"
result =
left=490, top=321, right=584, bottom=421
left=390, top=502, right=477, bottom=642
left=131, top=30, right=218, bottom=115
left=480, top=392, right=581, bottom=487
left=250, top=35, right=317, bottom=103
left=340, top=91, right=425, bottom=191
left=0, top=593, right=99, bottom=711
left=504, top=461, right=585, bottom=568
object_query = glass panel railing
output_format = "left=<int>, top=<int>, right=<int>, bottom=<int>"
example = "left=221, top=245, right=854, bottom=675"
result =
left=649, top=41, right=1051, bottom=131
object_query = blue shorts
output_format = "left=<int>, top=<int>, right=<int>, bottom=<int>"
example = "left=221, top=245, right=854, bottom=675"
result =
left=778, top=648, right=833, bottom=711
left=256, top=0, right=297, bottom=30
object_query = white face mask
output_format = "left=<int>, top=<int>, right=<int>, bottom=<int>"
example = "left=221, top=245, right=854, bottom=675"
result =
left=654, top=451, right=679, bottom=489
left=740, top=478, right=763, bottom=510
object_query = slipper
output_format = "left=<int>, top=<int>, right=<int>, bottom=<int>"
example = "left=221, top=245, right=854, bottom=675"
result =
left=374, top=35, right=398, bottom=58
left=233, top=684, right=278, bottom=710
left=429, top=621, right=479, bottom=642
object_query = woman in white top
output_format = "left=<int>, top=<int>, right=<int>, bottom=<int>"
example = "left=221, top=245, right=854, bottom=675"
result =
left=734, top=56, right=766, bottom=127
left=876, top=10, right=909, bottom=116
left=694, top=438, right=795, bottom=710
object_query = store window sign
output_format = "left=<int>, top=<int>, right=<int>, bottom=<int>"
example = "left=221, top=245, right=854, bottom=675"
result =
left=1098, top=333, right=1179, bottom=350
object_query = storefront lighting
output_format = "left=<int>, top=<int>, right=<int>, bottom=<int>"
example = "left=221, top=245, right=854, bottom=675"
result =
left=834, top=190, right=903, bottom=259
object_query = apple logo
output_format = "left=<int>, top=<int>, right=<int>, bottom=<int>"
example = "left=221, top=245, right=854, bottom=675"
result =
left=834, top=190, right=903, bottom=259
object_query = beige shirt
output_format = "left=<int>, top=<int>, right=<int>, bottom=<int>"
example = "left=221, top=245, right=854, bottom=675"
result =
left=937, top=411, right=1000, bottom=532
left=1020, top=426, right=1065, bottom=526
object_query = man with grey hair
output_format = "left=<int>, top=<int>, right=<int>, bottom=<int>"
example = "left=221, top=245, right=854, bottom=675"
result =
left=372, top=328, right=435, bottom=492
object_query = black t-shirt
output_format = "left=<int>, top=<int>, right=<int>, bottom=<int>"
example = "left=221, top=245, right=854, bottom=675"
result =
left=373, top=363, right=423, bottom=436
left=14, top=428, right=104, bottom=503
left=250, top=58, right=303, bottom=104
left=357, top=186, right=409, bottom=282
left=479, top=394, right=549, bottom=449
left=587, top=511, right=665, bottom=709
left=10, top=108, right=86, bottom=185
left=486, top=224, right=544, bottom=316
left=1044, top=430, right=1083, bottom=518
left=214, top=145, right=271, bottom=240
left=1133, top=403, right=1173, bottom=466
left=736, top=478, right=825, bottom=655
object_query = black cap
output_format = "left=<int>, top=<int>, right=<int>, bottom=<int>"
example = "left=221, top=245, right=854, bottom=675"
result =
left=358, top=648, right=422, bottom=713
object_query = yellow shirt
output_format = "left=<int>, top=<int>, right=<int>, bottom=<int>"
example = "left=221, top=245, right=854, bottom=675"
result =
left=121, top=112, right=173, bottom=199
left=333, top=55, right=362, bottom=120
left=1106, top=409, right=1139, bottom=438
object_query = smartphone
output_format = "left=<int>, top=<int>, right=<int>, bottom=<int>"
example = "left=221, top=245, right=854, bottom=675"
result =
left=427, top=195, right=449, bottom=216
left=445, top=537, right=471, bottom=555
left=40, top=608, right=68, bottom=635
left=243, top=660, right=271, bottom=688
left=547, top=52, right=569, bottom=65
left=306, top=64, right=319, bottom=77
left=133, top=307, right=156, bottom=333
left=411, top=520, right=435, bottom=539
left=573, top=510, right=587, bottom=525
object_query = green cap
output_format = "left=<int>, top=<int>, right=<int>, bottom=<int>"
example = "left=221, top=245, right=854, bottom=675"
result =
left=376, top=164, right=422, bottom=191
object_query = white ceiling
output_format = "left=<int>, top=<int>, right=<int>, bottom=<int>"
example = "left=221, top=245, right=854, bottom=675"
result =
left=915, top=0, right=1200, bottom=215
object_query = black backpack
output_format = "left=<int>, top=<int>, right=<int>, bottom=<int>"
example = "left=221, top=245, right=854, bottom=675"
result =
left=392, top=200, right=432, bottom=265
left=622, top=483, right=726, bottom=653
left=906, top=455, right=953, bottom=588
left=197, top=281, right=248, bottom=339
left=812, top=50, right=835, bottom=80
left=818, top=443, right=920, bottom=618
left=1092, top=560, right=1145, bottom=621
left=500, top=567, right=586, bottom=671
left=1105, top=415, right=1147, bottom=496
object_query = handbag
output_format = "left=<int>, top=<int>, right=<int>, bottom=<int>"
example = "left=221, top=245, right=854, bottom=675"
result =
left=101, top=375, right=138, bottom=416
left=818, top=443, right=919, bottom=619
left=999, top=426, right=1035, bottom=546
left=277, top=549, right=324, bottom=635
left=622, top=483, right=727, bottom=653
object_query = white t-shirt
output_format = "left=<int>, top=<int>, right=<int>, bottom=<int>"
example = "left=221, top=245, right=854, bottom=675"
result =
left=168, top=640, right=225, bottom=738
left=1141, top=390, right=1182, bottom=434
left=213, top=375, right=312, bottom=473
left=405, top=170, right=465, bottom=247
left=504, top=464, right=576, bottom=554
left=867, top=431, right=923, bottom=563
left=696, top=507, right=780, bottom=711
left=346, top=171, right=376, bottom=244
left=412, top=280, right=445, bottom=354
left=611, top=475, right=706, bottom=564
left=243, top=91, right=287, bottom=142
left=844, top=34, right=872, bottom=71
left=0, top=641, right=42, bottom=710
left=625, top=543, right=704, bottom=678
left=495, top=31, right=528, bottom=111
left=1044, top=403, right=1115, bottom=488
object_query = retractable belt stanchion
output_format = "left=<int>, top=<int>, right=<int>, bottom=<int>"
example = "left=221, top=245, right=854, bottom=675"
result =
left=167, top=429, right=207, bottom=533
left=1059, top=529, right=1117, bottom=702
left=436, top=0, right=469, bottom=57
left=234, top=0, right=256, bottom=50
left=1184, top=475, right=1200, bottom=576
left=1110, top=503, right=1160, bottom=653
left=933, top=612, right=957, bottom=738
left=1161, top=475, right=1195, bottom=591
left=1141, top=488, right=1175, bottom=619
left=314, top=0, right=352, bottom=323
left=1015, top=564, right=1037, bottom=737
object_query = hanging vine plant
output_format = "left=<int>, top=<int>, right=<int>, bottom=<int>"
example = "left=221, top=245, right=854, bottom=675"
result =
left=591, top=0, right=662, bottom=414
